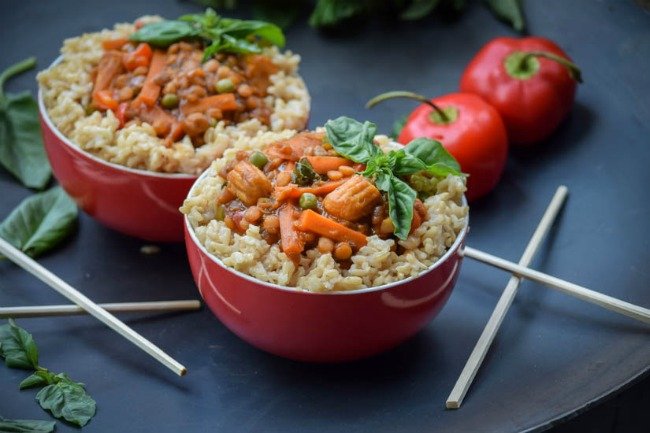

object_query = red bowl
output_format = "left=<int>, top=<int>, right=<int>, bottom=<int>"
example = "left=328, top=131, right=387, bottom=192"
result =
left=184, top=178, right=468, bottom=362
left=38, top=90, right=197, bottom=242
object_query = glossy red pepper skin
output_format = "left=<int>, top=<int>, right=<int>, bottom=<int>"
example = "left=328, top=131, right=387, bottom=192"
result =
left=397, top=93, right=508, bottom=202
left=460, top=37, right=578, bottom=146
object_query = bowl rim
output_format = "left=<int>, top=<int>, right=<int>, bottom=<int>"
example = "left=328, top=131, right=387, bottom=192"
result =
left=184, top=165, right=469, bottom=296
left=38, top=56, right=198, bottom=180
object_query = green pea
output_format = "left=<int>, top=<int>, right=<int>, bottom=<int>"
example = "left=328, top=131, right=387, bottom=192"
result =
left=249, top=151, right=268, bottom=169
left=215, top=205, right=226, bottom=221
left=299, top=193, right=318, bottom=210
left=215, top=78, right=235, bottom=94
left=161, top=93, right=179, bottom=109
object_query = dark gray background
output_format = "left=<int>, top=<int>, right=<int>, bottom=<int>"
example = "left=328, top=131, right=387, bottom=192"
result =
left=1, top=0, right=648, bottom=432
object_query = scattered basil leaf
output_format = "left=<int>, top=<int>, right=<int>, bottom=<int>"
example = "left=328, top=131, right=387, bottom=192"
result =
left=0, top=416, right=55, bottom=433
left=0, top=319, right=39, bottom=370
left=0, top=58, right=52, bottom=190
left=131, top=9, right=285, bottom=59
left=485, top=0, right=526, bottom=32
left=309, top=0, right=367, bottom=27
left=291, top=158, right=318, bottom=186
left=375, top=172, right=416, bottom=240
left=400, top=0, right=441, bottom=20
left=20, top=370, right=51, bottom=390
left=0, top=186, right=78, bottom=258
left=325, top=116, right=380, bottom=163
left=36, top=380, right=96, bottom=427
left=404, top=137, right=462, bottom=177
left=391, top=114, right=407, bottom=140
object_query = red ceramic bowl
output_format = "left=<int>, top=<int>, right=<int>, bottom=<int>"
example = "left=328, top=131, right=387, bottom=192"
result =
left=184, top=174, right=468, bottom=362
left=38, top=88, right=197, bottom=242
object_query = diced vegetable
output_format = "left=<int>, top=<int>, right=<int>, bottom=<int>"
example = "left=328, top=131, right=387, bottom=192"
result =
left=273, top=179, right=346, bottom=203
left=161, top=93, right=179, bottom=109
left=305, top=156, right=352, bottom=174
left=92, top=52, right=123, bottom=108
left=226, top=160, right=273, bottom=206
left=322, top=175, right=381, bottom=222
left=92, top=90, right=118, bottom=111
left=131, top=50, right=166, bottom=108
left=249, top=151, right=268, bottom=169
left=180, top=93, right=239, bottom=116
left=278, top=205, right=304, bottom=256
left=295, top=210, right=367, bottom=248
left=298, top=193, right=318, bottom=210
left=101, top=38, right=128, bottom=50
left=123, top=43, right=153, bottom=71
left=215, top=78, right=235, bottom=94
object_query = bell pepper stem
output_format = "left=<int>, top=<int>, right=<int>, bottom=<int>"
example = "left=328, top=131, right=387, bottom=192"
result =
left=366, top=91, right=451, bottom=123
left=519, top=51, right=583, bottom=83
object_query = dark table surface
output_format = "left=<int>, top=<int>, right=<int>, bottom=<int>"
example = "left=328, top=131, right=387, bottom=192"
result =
left=1, top=0, right=649, bottom=432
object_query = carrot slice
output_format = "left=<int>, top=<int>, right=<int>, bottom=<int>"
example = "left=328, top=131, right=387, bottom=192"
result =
left=93, top=90, right=119, bottom=111
left=123, top=43, right=153, bottom=71
left=102, top=38, right=128, bottom=50
left=92, top=51, right=123, bottom=97
left=274, top=180, right=346, bottom=203
left=180, top=93, right=239, bottom=116
left=295, top=210, right=367, bottom=248
left=279, top=205, right=304, bottom=256
left=131, top=50, right=166, bottom=108
left=305, top=156, right=352, bottom=174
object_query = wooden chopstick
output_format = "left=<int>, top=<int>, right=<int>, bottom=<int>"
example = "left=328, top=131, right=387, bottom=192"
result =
left=463, top=247, right=650, bottom=325
left=446, top=186, right=569, bottom=409
left=0, top=300, right=201, bottom=318
left=0, top=237, right=188, bottom=376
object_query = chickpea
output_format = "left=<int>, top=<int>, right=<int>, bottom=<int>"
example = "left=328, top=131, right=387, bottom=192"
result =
left=262, top=215, right=280, bottom=234
left=238, top=84, right=253, bottom=98
left=244, top=206, right=262, bottom=223
left=334, top=242, right=353, bottom=261
left=379, top=218, right=394, bottom=235
left=203, top=59, right=219, bottom=73
left=206, top=107, right=223, bottom=120
left=118, top=87, right=134, bottom=102
left=245, top=97, right=261, bottom=110
left=327, top=170, right=343, bottom=181
left=317, top=237, right=334, bottom=254
left=183, top=113, right=210, bottom=137
left=275, top=171, right=292, bottom=187
left=339, top=165, right=356, bottom=177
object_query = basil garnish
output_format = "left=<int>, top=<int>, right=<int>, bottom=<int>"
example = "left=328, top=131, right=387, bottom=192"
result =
left=324, top=116, right=462, bottom=240
left=0, top=319, right=96, bottom=427
left=0, top=58, right=51, bottom=190
left=0, top=186, right=78, bottom=258
left=131, top=9, right=285, bottom=61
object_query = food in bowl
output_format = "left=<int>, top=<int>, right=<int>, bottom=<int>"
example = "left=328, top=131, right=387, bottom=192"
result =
left=37, top=10, right=310, bottom=175
left=181, top=116, right=468, bottom=292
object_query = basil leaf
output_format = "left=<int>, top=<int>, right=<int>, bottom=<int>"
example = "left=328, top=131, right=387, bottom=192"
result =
left=0, top=319, right=39, bottom=370
left=485, top=0, right=526, bottom=32
left=325, top=116, right=379, bottom=163
left=392, top=150, right=428, bottom=176
left=0, top=416, right=55, bottom=433
left=375, top=172, right=416, bottom=240
left=404, top=138, right=461, bottom=177
left=400, top=0, right=441, bottom=20
left=20, top=370, right=53, bottom=390
left=220, top=19, right=286, bottom=47
left=291, top=158, right=318, bottom=186
left=309, top=0, right=366, bottom=28
left=0, top=186, right=78, bottom=258
left=130, top=20, right=199, bottom=46
left=36, top=381, right=96, bottom=427
left=0, top=58, right=51, bottom=190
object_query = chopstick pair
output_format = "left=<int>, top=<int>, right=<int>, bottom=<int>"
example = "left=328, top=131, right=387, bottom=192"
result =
left=0, top=237, right=196, bottom=376
left=446, top=186, right=650, bottom=409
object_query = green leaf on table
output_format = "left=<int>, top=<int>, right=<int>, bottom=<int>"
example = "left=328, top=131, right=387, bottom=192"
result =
left=400, top=0, right=441, bottom=20
left=0, top=416, right=55, bottom=433
left=485, top=0, right=526, bottom=32
left=0, top=58, right=52, bottom=190
left=0, top=319, right=39, bottom=370
left=309, top=0, right=366, bottom=28
left=20, top=370, right=53, bottom=390
left=36, top=379, right=96, bottom=427
left=325, top=116, right=380, bottom=163
left=0, top=186, right=78, bottom=258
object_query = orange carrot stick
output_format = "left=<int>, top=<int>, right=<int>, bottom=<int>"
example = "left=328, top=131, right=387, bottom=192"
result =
left=305, top=156, right=352, bottom=174
left=279, top=205, right=304, bottom=256
left=295, top=210, right=367, bottom=248
left=92, top=51, right=123, bottom=99
left=181, top=93, right=239, bottom=116
left=131, top=50, right=166, bottom=108
left=102, top=38, right=128, bottom=50
left=274, top=180, right=346, bottom=203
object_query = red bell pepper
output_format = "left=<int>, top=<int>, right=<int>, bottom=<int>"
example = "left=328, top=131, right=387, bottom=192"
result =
left=368, top=91, right=508, bottom=202
left=460, top=37, right=582, bottom=146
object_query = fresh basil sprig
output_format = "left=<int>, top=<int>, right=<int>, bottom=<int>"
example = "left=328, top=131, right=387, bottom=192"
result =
left=0, top=186, right=78, bottom=258
left=0, top=58, right=52, bottom=190
left=324, top=116, right=462, bottom=240
left=0, top=416, right=55, bottom=433
left=0, top=319, right=96, bottom=427
left=130, top=9, right=285, bottom=61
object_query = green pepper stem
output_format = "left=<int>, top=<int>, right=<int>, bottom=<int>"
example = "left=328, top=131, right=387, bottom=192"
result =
left=0, top=57, right=37, bottom=99
left=366, top=90, right=450, bottom=122
left=519, top=51, right=583, bottom=83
